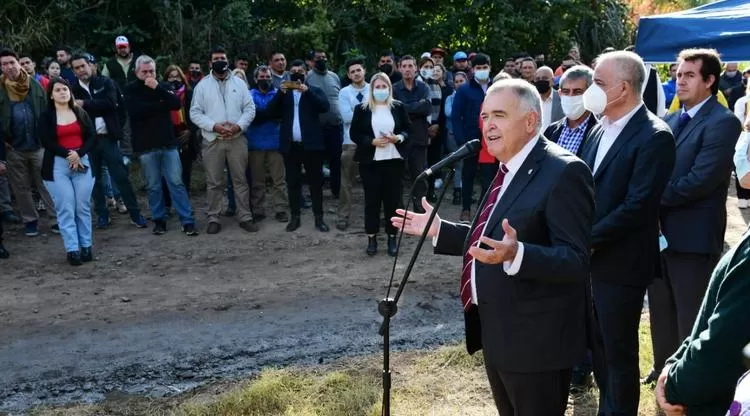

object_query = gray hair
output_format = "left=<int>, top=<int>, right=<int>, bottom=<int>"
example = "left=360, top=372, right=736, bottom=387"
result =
left=486, top=78, right=543, bottom=133
left=536, top=66, right=554, bottom=78
left=596, top=51, right=646, bottom=96
left=559, top=65, right=594, bottom=89
left=253, top=65, right=271, bottom=79
left=135, top=55, right=155, bottom=72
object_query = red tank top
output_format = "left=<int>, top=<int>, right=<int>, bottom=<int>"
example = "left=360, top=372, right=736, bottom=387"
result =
left=57, top=121, right=83, bottom=150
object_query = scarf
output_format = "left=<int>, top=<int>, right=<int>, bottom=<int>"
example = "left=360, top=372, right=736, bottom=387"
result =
left=170, top=86, right=187, bottom=129
left=2, top=69, right=30, bottom=102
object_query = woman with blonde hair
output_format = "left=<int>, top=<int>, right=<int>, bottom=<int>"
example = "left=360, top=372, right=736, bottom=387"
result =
left=350, top=72, right=411, bottom=256
left=232, top=68, right=248, bottom=87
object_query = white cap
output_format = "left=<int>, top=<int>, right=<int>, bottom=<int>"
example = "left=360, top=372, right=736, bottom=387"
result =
left=420, top=52, right=431, bottom=59
left=115, top=36, right=129, bottom=47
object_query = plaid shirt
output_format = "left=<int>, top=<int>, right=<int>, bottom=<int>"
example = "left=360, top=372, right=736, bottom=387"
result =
left=557, top=116, right=590, bottom=155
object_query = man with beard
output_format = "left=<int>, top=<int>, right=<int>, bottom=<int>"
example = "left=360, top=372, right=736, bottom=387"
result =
left=55, top=45, right=77, bottom=84
left=102, top=36, right=139, bottom=89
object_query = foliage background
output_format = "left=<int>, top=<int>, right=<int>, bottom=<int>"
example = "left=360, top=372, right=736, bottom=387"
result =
left=0, top=0, right=716, bottom=73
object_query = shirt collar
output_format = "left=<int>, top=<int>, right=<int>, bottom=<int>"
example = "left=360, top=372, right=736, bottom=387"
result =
left=503, top=135, right=539, bottom=175
left=682, top=95, right=712, bottom=118
left=600, top=103, right=643, bottom=130
left=565, top=115, right=591, bottom=132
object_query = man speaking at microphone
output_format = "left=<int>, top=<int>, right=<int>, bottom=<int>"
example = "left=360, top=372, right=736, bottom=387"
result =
left=393, top=78, right=594, bottom=415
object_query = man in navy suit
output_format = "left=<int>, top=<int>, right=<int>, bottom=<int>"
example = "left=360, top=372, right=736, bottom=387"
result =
left=393, top=79, right=595, bottom=415
left=645, top=48, right=742, bottom=385
left=579, top=51, right=676, bottom=415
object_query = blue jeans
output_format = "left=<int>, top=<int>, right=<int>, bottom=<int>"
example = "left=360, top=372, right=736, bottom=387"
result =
left=140, top=148, right=195, bottom=225
left=100, top=165, right=122, bottom=199
left=44, top=155, right=95, bottom=252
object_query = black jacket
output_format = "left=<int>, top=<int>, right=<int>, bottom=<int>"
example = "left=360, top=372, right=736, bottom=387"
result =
left=71, top=75, right=124, bottom=140
left=39, top=107, right=97, bottom=181
left=270, top=86, right=330, bottom=153
left=660, top=96, right=742, bottom=254
left=435, top=138, right=594, bottom=371
left=543, top=113, right=598, bottom=157
left=580, top=105, right=676, bottom=286
left=350, top=101, right=411, bottom=164
left=392, top=79, right=432, bottom=146
left=124, top=80, right=182, bottom=153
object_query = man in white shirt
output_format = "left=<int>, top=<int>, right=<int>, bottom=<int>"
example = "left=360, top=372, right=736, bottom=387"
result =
left=533, top=66, right=564, bottom=130
left=393, top=79, right=595, bottom=415
left=579, top=51, right=676, bottom=415
left=336, top=58, right=369, bottom=230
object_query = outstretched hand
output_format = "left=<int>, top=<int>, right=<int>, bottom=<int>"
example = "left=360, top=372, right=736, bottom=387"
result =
left=467, top=219, right=518, bottom=265
left=391, top=197, right=440, bottom=238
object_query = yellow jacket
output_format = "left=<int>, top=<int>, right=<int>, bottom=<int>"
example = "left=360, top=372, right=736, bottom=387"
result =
left=668, top=90, right=728, bottom=113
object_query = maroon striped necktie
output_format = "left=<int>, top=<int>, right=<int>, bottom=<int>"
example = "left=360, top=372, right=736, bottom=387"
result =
left=460, top=164, right=509, bottom=311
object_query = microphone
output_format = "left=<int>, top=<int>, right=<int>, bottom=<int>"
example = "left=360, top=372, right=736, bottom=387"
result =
left=416, top=139, right=481, bottom=180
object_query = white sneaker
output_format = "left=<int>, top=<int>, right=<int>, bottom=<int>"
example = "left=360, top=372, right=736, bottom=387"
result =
left=116, top=198, right=128, bottom=214
left=106, top=197, right=117, bottom=209
left=739, top=199, right=749, bottom=209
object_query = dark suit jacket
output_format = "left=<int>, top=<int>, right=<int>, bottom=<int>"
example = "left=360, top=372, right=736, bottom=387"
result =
left=660, top=96, right=742, bottom=255
left=665, top=230, right=750, bottom=416
left=349, top=101, right=411, bottom=164
left=71, top=75, right=124, bottom=140
left=274, top=86, right=330, bottom=153
left=543, top=113, right=598, bottom=156
left=580, top=105, right=676, bottom=286
left=434, top=137, right=594, bottom=372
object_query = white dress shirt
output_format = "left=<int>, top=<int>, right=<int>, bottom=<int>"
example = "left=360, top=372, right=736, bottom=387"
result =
left=683, top=95, right=711, bottom=118
left=433, top=135, right=539, bottom=304
left=292, top=90, right=302, bottom=142
left=593, top=103, right=644, bottom=174
left=371, top=105, right=402, bottom=161
left=541, top=94, right=553, bottom=131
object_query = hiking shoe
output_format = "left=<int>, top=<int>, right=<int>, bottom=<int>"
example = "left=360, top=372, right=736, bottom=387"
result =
left=182, top=223, right=199, bottom=236
left=239, top=221, right=259, bottom=233
left=25, top=221, right=39, bottom=237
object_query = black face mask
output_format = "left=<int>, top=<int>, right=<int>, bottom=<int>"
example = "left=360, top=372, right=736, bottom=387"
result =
left=534, top=80, right=551, bottom=94
left=171, top=80, right=183, bottom=90
left=211, top=61, right=228, bottom=75
left=190, top=70, right=201, bottom=78
left=314, top=60, right=327, bottom=72
left=257, top=79, right=270, bottom=91
left=379, top=64, right=393, bottom=74
left=290, top=73, right=305, bottom=83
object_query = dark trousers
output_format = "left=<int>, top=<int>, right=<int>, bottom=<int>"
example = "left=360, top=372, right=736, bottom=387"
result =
left=285, top=143, right=324, bottom=217
left=737, top=175, right=750, bottom=199
left=360, top=159, right=403, bottom=236
left=323, top=124, right=343, bottom=198
left=648, top=251, right=719, bottom=372
left=461, top=154, right=479, bottom=211
left=90, top=137, right=141, bottom=220
left=406, top=144, right=427, bottom=211
left=484, top=356, right=571, bottom=416
left=591, top=279, right=646, bottom=416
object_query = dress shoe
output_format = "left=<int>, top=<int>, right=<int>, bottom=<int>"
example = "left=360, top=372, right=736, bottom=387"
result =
left=80, top=247, right=93, bottom=262
left=206, top=222, right=222, bottom=234
left=641, top=368, right=659, bottom=385
left=275, top=212, right=289, bottom=223
left=286, top=216, right=301, bottom=232
left=366, top=236, right=377, bottom=256
left=0, top=243, right=9, bottom=259
left=387, top=235, right=398, bottom=257
left=315, top=217, right=329, bottom=232
left=239, top=221, right=259, bottom=232
left=67, top=251, right=83, bottom=266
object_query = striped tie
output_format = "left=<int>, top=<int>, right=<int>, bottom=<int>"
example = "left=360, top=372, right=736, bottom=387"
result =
left=460, top=164, right=509, bottom=311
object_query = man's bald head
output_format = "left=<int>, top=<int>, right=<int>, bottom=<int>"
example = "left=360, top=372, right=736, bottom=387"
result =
left=536, top=66, right=554, bottom=79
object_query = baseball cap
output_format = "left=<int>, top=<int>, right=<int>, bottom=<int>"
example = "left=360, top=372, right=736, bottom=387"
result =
left=454, top=51, right=468, bottom=61
left=431, top=47, right=446, bottom=57
left=420, top=52, right=431, bottom=59
left=115, top=36, right=129, bottom=47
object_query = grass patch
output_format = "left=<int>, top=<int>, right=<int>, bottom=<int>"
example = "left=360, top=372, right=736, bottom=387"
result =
left=30, top=317, right=662, bottom=416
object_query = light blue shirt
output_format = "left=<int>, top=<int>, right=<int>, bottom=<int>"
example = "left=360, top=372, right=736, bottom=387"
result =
left=292, top=90, right=302, bottom=142
left=735, top=131, right=750, bottom=181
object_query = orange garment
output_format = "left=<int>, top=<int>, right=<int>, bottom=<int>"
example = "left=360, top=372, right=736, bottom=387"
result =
left=477, top=106, right=496, bottom=164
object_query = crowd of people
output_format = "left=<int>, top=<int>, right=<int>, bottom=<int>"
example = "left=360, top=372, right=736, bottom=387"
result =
left=1, top=34, right=750, bottom=415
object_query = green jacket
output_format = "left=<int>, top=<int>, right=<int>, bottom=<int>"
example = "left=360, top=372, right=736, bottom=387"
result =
left=665, top=229, right=750, bottom=415
left=0, top=77, right=47, bottom=146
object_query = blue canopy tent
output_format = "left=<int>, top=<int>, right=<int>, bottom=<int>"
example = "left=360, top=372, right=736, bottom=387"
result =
left=635, top=0, right=750, bottom=63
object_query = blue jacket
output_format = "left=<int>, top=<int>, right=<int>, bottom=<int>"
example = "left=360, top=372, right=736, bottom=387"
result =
left=662, top=79, right=676, bottom=109
left=451, top=78, right=490, bottom=145
left=247, top=88, right=282, bottom=151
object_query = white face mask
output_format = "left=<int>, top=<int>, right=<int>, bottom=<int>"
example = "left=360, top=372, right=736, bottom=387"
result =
left=725, top=70, right=739, bottom=77
left=582, top=84, right=608, bottom=115
left=474, top=69, right=490, bottom=82
left=373, top=89, right=389, bottom=103
left=560, top=95, right=586, bottom=120
left=420, top=68, right=433, bottom=80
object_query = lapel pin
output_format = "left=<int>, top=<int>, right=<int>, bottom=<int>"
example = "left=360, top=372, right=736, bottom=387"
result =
left=528, top=169, right=533, bottom=175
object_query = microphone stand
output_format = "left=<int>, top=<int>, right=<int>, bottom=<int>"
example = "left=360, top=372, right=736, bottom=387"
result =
left=378, top=168, right=456, bottom=416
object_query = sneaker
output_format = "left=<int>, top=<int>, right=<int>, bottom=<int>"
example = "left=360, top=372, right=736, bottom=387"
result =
left=740, top=199, right=749, bottom=209
left=67, top=251, right=82, bottom=266
left=116, top=199, right=128, bottom=214
left=130, top=215, right=148, bottom=229
left=106, top=197, right=117, bottom=209
left=25, top=221, right=39, bottom=237
left=50, top=224, right=60, bottom=234
left=182, top=223, right=199, bottom=236
left=239, top=220, right=259, bottom=233
left=152, top=220, right=167, bottom=235
left=96, top=216, right=112, bottom=229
